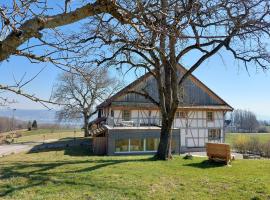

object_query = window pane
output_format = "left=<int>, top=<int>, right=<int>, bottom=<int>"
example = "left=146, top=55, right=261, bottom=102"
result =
left=115, top=139, right=129, bottom=152
left=171, top=139, right=176, bottom=153
left=122, top=110, right=131, bottom=121
left=146, top=138, right=159, bottom=151
left=130, top=139, right=144, bottom=151
left=208, top=129, right=221, bottom=140
left=207, top=112, right=213, bottom=121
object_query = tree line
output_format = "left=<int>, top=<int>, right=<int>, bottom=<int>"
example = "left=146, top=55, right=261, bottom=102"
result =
left=229, top=109, right=269, bottom=133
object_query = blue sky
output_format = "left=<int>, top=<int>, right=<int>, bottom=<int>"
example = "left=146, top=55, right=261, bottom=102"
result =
left=1, top=49, right=270, bottom=120
left=0, top=1, right=269, bottom=120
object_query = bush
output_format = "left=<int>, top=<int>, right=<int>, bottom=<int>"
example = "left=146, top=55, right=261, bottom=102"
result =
left=262, top=140, right=270, bottom=158
left=233, top=136, right=270, bottom=158
left=247, top=137, right=263, bottom=155
left=258, top=126, right=268, bottom=133
left=233, top=135, right=250, bottom=153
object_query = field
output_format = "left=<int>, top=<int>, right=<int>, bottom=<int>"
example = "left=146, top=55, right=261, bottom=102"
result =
left=1, top=129, right=84, bottom=144
left=225, top=133, right=270, bottom=144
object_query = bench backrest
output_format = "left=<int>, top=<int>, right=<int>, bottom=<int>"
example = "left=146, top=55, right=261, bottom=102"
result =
left=206, top=143, right=231, bottom=161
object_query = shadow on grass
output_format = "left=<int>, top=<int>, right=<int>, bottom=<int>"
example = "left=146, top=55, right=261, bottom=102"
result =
left=0, top=152, right=155, bottom=197
left=27, top=137, right=92, bottom=156
left=183, top=160, right=227, bottom=169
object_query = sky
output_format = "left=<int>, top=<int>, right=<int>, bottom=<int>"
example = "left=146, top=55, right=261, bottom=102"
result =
left=1, top=49, right=270, bottom=120
left=0, top=1, right=270, bottom=120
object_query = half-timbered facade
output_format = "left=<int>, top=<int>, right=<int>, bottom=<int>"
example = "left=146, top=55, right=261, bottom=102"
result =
left=90, top=65, right=233, bottom=155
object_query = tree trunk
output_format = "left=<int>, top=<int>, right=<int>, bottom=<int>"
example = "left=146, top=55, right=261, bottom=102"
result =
left=83, top=114, right=90, bottom=137
left=156, top=117, right=173, bottom=160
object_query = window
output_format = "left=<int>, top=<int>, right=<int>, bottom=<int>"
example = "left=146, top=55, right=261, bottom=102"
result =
left=146, top=138, right=159, bottom=151
left=130, top=139, right=144, bottom=151
left=208, top=129, right=221, bottom=141
left=207, top=112, right=214, bottom=121
left=122, top=110, right=131, bottom=121
left=115, top=139, right=129, bottom=152
left=111, top=110, right=114, bottom=117
left=98, top=109, right=101, bottom=118
left=176, top=111, right=187, bottom=118
left=180, top=111, right=187, bottom=118
left=115, top=138, right=160, bottom=153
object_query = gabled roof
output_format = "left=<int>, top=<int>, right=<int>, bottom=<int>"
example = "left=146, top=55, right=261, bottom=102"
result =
left=97, top=65, right=233, bottom=111
left=97, top=72, right=152, bottom=108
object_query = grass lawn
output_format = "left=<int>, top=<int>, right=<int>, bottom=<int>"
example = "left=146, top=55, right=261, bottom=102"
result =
left=13, top=129, right=84, bottom=143
left=0, top=146, right=270, bottom=200
left=225, top=133, right=270, bottom=144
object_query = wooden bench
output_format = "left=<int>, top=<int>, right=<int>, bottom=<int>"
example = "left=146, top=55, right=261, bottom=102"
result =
left=206, top=143, right=232, bottom=165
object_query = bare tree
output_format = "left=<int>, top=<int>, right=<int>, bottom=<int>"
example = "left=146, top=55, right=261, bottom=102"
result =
left=52, top=66, right=120, bottom=137
left=75, top=0, right=270, bottom=159
left=230, top=109, right=259, bottom=132
left=0, top=0, right=128, bottom=104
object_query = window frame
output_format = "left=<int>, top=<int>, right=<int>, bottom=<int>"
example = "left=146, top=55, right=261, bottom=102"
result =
left=122, top=110, right=131, bottom=121
left=208, top=129, right=221, bottom=141
left=206, top=111, right=214, bottom=121
left=180, top=111, right=187, bottom=118
left=115, top=138, right=160, bottom=153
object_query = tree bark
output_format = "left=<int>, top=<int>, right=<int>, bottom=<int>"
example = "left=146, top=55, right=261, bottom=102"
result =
left=83, top=114, right=90, bottom=137
left=156, top=116, right=174, bottom=160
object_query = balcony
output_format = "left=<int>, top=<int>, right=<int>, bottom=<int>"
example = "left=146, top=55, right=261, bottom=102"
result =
left=106, top=116, right=162, bottom=127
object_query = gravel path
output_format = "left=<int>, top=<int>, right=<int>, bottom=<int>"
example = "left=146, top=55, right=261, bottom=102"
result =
left=0, top=144, right=32, bottom=157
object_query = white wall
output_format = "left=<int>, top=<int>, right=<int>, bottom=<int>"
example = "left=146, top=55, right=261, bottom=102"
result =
left=108, top=108, right=225, bottom=148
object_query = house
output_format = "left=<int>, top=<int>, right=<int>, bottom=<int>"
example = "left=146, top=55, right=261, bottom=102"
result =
left=90, top=65, right=233, bottom=155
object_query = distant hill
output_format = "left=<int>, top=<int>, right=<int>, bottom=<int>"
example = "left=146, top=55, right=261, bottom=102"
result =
left=0, top=109, right=57, bottom=124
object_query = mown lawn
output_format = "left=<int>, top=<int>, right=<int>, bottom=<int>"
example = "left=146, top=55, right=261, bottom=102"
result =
left=226, top=133, right=270, bottom=144
left=0, top=146, right=270, bottom=200
left=13, top=129, right=84, bottom=143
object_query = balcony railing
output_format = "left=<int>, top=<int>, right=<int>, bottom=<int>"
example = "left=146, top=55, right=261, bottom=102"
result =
left=106, top=116, right=162, bottom=127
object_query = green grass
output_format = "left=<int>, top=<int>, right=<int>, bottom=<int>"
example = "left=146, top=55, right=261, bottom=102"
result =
left=1, top=147, right=270, bottom=200
left=13, top=129, right=84, bottom=143
left=226, top=133, right=270, bottom=144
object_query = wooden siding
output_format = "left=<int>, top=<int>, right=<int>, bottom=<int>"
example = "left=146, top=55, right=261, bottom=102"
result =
left=114, top=73, right=225, bottom=106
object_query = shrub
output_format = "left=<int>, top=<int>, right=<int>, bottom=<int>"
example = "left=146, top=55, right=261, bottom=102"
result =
left=257, top=126, right=268, bottom=133
left=262, top=140, right=270, bottom=158
left=233, top=135, right=250, bottom=153
left=247, top=136, right=263, bottom=155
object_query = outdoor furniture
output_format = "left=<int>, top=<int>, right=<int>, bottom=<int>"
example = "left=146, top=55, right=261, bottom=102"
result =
left=206, top=143, right=232, bottom=165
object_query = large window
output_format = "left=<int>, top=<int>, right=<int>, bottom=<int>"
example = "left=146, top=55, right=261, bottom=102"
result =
left=122, top=110, right=131, bottom=121
left=115, top=138, right=160, bottom=153
left=208, top=129, right=221, bottom=141
left=145, top=138, right=159, bottom=151
left=130, top=139, right=144, bottom=151
left=115, top=139, right=129, bottom=152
